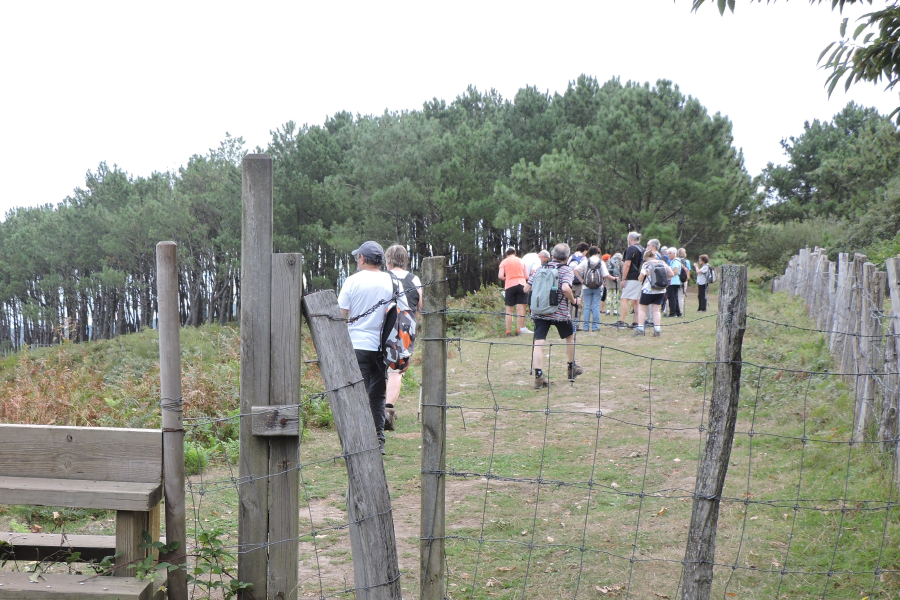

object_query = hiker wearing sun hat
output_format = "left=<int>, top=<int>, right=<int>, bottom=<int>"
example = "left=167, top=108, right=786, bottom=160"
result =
left=338, top=240, right=409, bottom=455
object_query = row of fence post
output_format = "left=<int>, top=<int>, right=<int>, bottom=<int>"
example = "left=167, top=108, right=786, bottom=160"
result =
left=773, top=248, right=900, bottom=464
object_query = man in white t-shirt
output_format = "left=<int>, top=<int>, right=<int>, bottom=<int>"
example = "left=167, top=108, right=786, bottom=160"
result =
left=337, top=240, right=409, bottom=455
left=521, top=250, right=543, bottom=279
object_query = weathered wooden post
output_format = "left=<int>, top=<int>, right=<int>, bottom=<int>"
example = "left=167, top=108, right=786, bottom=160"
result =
left=853, top=263, right=879, bottom=442
left=266, top=253, right=303, bottom=600
left=420, top=257, right=447, bottom=600
left=881, top=258, right=900, bottom=463
left=302, top=291, right=402, bottom=600
left=841, top=255, right=866, bottom=379
left=681, top=265, right=747, bottom=600
left=238, top=154, right=273, bottom=599
left=156, top=241, right=188, bottom=600
left=831, top=253, right=850, bottom=357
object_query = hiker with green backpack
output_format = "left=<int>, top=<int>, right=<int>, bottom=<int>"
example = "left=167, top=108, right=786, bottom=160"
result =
left=524, top=243, right=584, bottom=389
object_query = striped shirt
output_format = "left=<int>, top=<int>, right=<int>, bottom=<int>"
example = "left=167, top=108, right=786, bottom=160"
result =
left=527, top=261, right=575, bottom=321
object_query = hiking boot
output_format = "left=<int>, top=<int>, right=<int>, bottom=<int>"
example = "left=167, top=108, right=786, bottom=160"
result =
left=534, top=375, right=550, bottom=389
left=567, top=363, right=584, bottom=380
left=614, top=321, right=627, bottom=329
left=632, top=328, right=645, bottom=337
left=384, top=407, right=396, bottom=431
left=506, top=331, right=513, bottom=337
left=379, top=439, right=386, bottom=456
left=653, top=329, right=661, bottom=337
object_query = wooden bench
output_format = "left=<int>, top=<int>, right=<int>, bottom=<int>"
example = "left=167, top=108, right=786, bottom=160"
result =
left=0, top=424, right=163, bottom=584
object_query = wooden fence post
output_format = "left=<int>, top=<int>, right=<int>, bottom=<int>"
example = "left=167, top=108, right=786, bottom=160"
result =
left=420, top=257, right=447, bottom=600
left=831, top=253, right=850, bottom=356
left=681, top=265, right=747, bottom=600
left=156, top=242, right=188, bottom=600
left=238, top=154, right=273, bottom=599
left=841, top=255, right=866, bottom=379
left=268, top=253, right=303, bottom=600
left=825, top=260, right=837, bottom=334
left=881, top=259, right=900, bottom=464
left=853, top=263, right=878, bottom=442
left=302, top=291, right=402, bottom=600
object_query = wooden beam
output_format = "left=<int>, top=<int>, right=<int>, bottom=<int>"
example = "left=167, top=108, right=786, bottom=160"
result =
left=0, top=476, right=161, bottom=511
left=0, top=425, right=161, bottom=483
left=251, top=406, right=300, bottom=437
left=268, top=253, right=302, bottom=600
left=0, top=572, right=152, bottom=599
left=238, top=154, right=273, bottom=600
left=302, top=291, right=402, bottom=600
left=0, top=532, right=117, bottom=562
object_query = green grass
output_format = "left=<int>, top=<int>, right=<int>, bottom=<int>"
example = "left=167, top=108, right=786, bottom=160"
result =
left=2, top=282, right=900, bottom=598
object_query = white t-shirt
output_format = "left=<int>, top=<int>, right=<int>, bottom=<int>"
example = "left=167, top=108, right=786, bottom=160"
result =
left=337, top=270, right=410, bottom=351
left=521, top=253, right=541, bottom=278
left=390, top=268, right=423, bottom=311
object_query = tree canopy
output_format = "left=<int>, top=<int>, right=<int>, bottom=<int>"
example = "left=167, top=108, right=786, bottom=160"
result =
left=0, top=76, right=752, bottom=351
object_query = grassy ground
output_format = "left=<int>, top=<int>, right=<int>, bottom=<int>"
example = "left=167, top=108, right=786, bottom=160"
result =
left=2, top=280, right=900, bottom=599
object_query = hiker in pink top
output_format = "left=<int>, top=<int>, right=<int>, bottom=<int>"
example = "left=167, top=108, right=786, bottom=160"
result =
left=498, top=248, right=531, bottom=336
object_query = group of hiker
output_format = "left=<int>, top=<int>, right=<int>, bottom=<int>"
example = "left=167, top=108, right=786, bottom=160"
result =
left=336, top=234, right=715, bottom=454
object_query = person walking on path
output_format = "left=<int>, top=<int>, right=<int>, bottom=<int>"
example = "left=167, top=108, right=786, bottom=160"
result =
left=338, top=241, right=410, bottom=455
left=617, top=232, right=644, bottom=328
left=383, top=244, right=422, bottom=432
left=664, top=247, right=683, bottom=318
left=576, top=246, right=615, bottom=332
left=633, top=249, right=674, bottom=337
left=695, top=254, right=711, bottom=312
left=499, top=247, right=531, bottom=336
left=524, top=243, right=583, bottom=388
left=678, top=247, right=691, bottom=316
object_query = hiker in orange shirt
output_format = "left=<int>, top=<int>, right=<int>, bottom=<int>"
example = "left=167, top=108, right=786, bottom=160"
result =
left=498, top=248, right=531, bottom=336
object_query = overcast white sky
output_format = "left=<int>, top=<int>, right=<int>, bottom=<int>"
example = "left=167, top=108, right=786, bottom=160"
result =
left=1, top=0, right=897, bottom=219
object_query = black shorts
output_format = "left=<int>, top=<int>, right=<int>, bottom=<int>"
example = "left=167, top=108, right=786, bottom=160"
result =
left=533, top=318, right=575, bottom=340
left=600, top=287, right=607, bottom=302
left=505, top=284, right=528, bottom=307
left=640, top=291, right=666, bottom=306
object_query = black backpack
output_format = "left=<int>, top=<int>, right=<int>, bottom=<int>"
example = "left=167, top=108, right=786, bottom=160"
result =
left=650, top=262, right=669, bottom=291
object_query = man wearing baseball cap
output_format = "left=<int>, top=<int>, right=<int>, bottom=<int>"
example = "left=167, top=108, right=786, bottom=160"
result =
left=338, top=240, right=408, bottom=455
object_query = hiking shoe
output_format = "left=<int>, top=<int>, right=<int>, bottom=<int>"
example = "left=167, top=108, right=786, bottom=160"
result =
left=519, top=326, right=533, bottom=334
left=384, top=407, right=396, bottom=431
left=632, top=328, right=645, bottom=337
left=653, top=329, right=661, bottom=337
left=614, top=321, right=627, bottom=329
left=506, top=331, right=513, bottom=337
left=534, top=375, right=550, bottom=389
left=567, top=363, right=584, bottom=380
left=379, top=439, right=386, bottom=456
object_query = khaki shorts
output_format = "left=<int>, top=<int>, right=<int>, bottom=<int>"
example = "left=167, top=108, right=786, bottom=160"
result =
left=621, top=279, right=642, bottom=300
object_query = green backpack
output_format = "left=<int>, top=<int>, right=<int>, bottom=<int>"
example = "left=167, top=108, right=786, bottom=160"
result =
left=530, top=265, right=559, bottom=316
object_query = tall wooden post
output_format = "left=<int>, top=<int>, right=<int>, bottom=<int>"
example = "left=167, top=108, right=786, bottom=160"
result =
left=881, top=259, right=900, bottom=464
left=302, top=291, right=402, bottom=600
left=841, top=255, right=866, bottom=379
left=681, top=265, right=747, bottom=600
left=239, top=155, right=273, bottom=599
left=420, top=257, right=447, bottom=600
left=268, top=253, right=302, bottom=600
left=853, top=263, right=878, bottom=442
left=831, top=253, right=850, bottom=356
left=156, top=241, right=187, bottom=600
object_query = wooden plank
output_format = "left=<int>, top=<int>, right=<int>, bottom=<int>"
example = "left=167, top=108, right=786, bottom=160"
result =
left=268, top=253, right=302, bottom=600
left=302, top=290, right=402, bottom=600
left=115, top=510, right=150, bottom=577
left=238, top=153, right=273, bottom=600
left=682, top=265, right=748, bottom=600
left=420, top=257, right=447, bottom=600
left=0, top=425, right=161, bottom=483
left=155, top=241, right=187, bottom=600
left=0, top=572, right=151, bottom=599
left=251, top=406, right=300, bottom=437
left=0, top=532, right=116, bottom=562
left=0, top=477, right=161, bottom=511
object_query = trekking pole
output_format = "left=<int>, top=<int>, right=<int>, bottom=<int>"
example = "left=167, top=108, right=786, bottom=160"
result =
left=570, top=298, right=579, bottom=384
